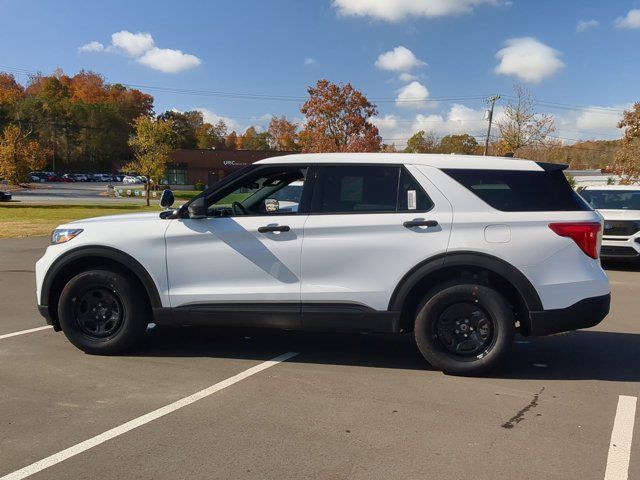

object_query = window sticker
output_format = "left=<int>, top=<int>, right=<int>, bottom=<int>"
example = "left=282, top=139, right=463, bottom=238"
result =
left=407, top=190, right=417, bottom=210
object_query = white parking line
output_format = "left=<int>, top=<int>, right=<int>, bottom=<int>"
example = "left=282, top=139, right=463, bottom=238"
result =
left=0, top=326, right=52, bottom=340
left=604, top=395, right=637, bottom=480
left=0, top=351, right=299, bottom=480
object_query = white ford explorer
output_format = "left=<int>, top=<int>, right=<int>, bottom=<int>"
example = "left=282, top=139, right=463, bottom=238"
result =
left=35, top=153, right=611, bottom=376
left=579, top=185, right=640, bottom=261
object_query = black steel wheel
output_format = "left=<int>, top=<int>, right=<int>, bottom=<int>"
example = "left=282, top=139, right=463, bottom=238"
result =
left=414, top=284, right=515, bottom=376
left=58, top=269, right=149, bottom=354
left=74, top=287, right=124, bottom=338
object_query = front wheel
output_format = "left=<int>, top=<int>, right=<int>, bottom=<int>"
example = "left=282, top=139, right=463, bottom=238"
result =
left=414, top=284, right=515, bottom=376
left=58, top=269, right=149, bottom=354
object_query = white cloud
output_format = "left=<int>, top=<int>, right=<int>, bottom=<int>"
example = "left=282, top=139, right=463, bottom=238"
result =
left=576, top=19, right=599, bottom=32
left=495, top=37, right=564, bottom=83
left=396, top=81, right=430, bottom=109
left=137, top=47, right=201, bottom=73
left=79, top=30, right=201, bottom=73
left=195, top=108, right=242, bottom=132
left=78, top=41, right=105, bottom=53
left=374, top=101, right=626, bottom=148
left=304, top=58, right=316, bottom=65
left=399, top=72, right=418, bottom=82
left=375, top=46, right=426, bottom=71
left=616, top=9, right=640, bottom=29
left=333, top=0, right=497, bottom=22
left=111, top=31, right=155, bottom=56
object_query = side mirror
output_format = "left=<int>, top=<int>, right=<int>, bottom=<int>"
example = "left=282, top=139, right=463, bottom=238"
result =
left=159, top=189, right=175, bottom=209
left=264, top=198, right=279, bottom=213
left=188, top=196, right=207, bottom=219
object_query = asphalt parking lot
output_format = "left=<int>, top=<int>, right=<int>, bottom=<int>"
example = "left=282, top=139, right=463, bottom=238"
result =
left=1, top=236, right=638, bottom=480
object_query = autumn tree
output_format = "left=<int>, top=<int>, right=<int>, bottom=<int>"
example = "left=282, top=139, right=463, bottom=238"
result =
left=438, top=134, right=479, bottom=155
left=238, top=126, right=271, bottom=150
left=225, top=131, right=238, bottom=150
left=0, top=70, right=153, bottom=172
left=404, top=131, right=437, bottom=153
left=196, top=120, right=228, bottom=149
left=614, top=103, right=640, bottom=183
left=125, top=116, right=174, bottom=206
left=496, top=84, right=555, bottom=155
left=0, top=124, right=48, bottom=184
left=158, top=110, right=204, bottom=149
left=299, top=79, right=381, bottom=152
left=268, top=115, right=299, bottom=151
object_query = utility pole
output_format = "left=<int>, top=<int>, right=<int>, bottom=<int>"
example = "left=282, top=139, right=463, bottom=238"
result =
left=483, top=94, right=500, bottom=156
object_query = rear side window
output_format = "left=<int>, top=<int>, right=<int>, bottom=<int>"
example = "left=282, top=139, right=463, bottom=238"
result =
left=443, top=169, right=591, bottom=212
left=312, top=165, right=432, bottom=214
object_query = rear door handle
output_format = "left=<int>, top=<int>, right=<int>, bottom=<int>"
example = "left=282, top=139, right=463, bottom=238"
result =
left=258, top=225, right=291, bottom=233
left=403, top=220, right=438, bottom=228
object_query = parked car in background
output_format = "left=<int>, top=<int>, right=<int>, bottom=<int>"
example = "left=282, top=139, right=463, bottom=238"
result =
left=580, top=185, right=640, bottom=260
left=0, top=190, right=12, bottom=201
left=122, top=175, right=142, bottom=184
left=29, top=172, right=48, bottom=182
left=136, top=175, right=148, bottom=183
left=47, top=175, right=75, bottom=183
left=35, top=153, right=610, bottom=376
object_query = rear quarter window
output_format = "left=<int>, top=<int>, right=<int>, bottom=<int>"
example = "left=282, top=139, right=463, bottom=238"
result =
left=442, top=169, right=591, bottom=212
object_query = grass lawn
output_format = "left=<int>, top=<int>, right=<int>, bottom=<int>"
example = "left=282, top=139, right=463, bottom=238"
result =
left=0, top=204, right=158, bottom=239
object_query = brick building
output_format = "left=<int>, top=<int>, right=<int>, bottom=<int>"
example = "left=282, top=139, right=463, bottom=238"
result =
left=166, top=149, right=296, bottom=187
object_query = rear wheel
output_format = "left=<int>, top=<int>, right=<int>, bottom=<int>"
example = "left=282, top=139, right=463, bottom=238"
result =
left=58, top=269, right=149, bottom=354
left=414, top=284, right=515, bottom=376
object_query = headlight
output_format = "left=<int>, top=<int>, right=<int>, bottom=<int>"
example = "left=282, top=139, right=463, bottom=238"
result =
left=51, top=229, right=83, bottom=245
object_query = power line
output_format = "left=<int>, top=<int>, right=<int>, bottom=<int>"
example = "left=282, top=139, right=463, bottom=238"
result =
left=1, top=64, right=630, bottom=114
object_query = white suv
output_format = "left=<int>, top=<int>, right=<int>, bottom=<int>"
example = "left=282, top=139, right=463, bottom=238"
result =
left=35, top=154, right=610, bottom=375
left=580, top=185, right=640, bottom=260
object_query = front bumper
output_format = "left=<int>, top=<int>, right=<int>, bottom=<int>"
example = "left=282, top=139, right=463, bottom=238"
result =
left=37, top=304, right=60, bottom=330
left=600, top=236, right=640, bottom=258
left=526, top=293, right=610, bottom=336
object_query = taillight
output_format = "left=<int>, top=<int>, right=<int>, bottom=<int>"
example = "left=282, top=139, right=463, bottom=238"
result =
left=549, top=222, right=601, bottom=259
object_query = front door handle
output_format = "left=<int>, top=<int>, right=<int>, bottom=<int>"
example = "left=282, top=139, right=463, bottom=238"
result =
left=258, top=225, right=291, bottom=233
left=403, top=220, right=438, bottom=228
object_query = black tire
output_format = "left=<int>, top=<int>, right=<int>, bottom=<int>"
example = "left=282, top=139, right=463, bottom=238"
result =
left=57, top=269, right=149, bottom=354
left=414, top=283, right=515, bottom=376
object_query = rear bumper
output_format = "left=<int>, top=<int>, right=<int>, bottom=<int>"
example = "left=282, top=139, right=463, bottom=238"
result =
left=526, top=293, right=610, bottom=336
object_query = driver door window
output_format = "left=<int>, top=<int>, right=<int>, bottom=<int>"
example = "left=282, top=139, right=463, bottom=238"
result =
left=207, top=167, right=308, bottom=217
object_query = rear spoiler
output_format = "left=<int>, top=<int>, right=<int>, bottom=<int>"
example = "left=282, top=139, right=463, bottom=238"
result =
left=536, top=162, right=568, bottom=172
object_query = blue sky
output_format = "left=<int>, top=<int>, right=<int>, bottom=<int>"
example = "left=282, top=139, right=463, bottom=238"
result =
left=1, top=0, right=639, bottom=146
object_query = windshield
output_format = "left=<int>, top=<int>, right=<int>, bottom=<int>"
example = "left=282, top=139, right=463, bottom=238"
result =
left=580, top=190, right=640, bottom=210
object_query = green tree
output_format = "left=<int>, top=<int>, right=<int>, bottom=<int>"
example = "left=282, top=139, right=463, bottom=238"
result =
left=196, top=120, right=228, bottom=149
left=158, top=110, right=204, bottom=149
left=125, top=116, right=174, bottom=206
left=238, top=126, right=272, bottom=151
left=438, top=134, right=479, bottom=155
left=404, top=130, right=437, bottom=153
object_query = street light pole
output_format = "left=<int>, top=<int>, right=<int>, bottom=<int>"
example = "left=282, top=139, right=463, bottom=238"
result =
left=483, top=95, right=500, bottom=156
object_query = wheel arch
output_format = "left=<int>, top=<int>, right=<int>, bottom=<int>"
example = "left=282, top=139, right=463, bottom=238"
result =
left=42, top=246, right=162, bottom=330
left=389, top=252, right=542, bottom=334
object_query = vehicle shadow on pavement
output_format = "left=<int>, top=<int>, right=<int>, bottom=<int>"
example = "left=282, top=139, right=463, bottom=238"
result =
left=139, top=327, right=431, bottom=371
left=137, top=326, right=640, bottom=381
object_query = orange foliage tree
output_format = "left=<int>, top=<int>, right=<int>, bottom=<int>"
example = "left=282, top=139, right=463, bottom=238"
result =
left=299, top=80, right=381, bottom=153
